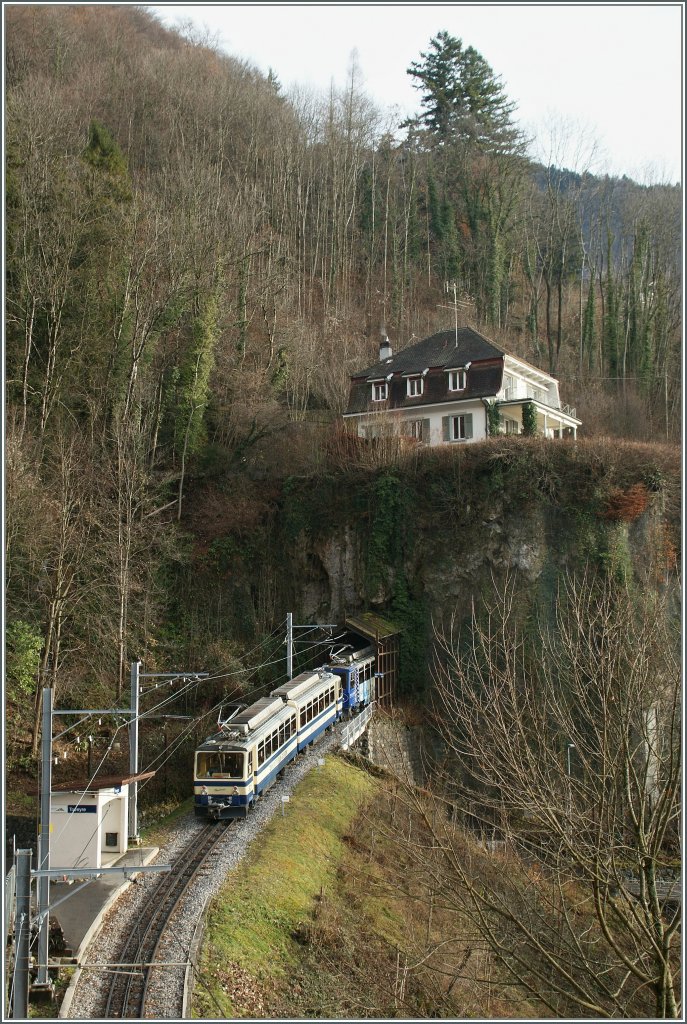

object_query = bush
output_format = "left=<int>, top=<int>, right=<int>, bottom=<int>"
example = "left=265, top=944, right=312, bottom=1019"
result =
left=522, top=401, right=538, bottom=436
left=6, top=620, right=43, bottom=698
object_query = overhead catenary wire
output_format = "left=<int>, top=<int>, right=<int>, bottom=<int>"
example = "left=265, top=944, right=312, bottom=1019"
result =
left=48, top=624, right=338, bottom=837
left=137, top=634, right=338, bottom=786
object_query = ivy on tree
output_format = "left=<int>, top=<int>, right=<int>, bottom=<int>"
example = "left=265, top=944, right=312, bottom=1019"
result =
left=405, top=31, right=522, bottom=154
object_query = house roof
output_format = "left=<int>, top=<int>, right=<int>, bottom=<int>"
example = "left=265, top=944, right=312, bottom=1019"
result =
left=345, top=328, right=505, bottom=416
left=355, top=327, right=505, bottom=379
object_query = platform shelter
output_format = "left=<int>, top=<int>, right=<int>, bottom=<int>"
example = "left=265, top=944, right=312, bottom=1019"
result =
left=50, top=772, right=154, bottom=872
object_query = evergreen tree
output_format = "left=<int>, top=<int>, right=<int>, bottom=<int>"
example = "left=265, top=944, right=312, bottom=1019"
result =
left=405, top=30, right=523, bottom=154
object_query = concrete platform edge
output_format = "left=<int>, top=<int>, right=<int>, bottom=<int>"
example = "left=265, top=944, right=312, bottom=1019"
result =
left=58, top=847, right=159, bottom=1019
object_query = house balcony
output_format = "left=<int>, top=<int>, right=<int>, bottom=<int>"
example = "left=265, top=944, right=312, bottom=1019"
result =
left=502, top=387, right=576, bottom=419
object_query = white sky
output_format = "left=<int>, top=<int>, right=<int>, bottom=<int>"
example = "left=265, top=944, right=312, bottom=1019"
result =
left=148, top=3, right=683, bottom=185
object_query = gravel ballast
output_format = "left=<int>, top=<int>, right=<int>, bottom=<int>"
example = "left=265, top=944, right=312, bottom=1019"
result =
left=63, top=731, right=340, bottom=1020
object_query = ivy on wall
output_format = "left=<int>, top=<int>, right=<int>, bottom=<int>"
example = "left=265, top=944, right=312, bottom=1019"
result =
left=522, top=401, right=538, bottom=436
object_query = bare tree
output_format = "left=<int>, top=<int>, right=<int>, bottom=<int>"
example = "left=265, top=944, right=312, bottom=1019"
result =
left=395, top=570, right=680, bottom=1018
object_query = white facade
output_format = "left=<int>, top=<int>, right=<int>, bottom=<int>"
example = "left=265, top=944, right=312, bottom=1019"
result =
left=50, top=785, right=129, bottom=872
left=359, top=400, right=488, bottom=447
left=497, top=355, right=579, bottom=439
left=352, top=353, right=579, bottom=446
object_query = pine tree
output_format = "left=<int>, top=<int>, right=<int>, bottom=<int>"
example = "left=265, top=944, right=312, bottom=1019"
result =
left=405, top=31, right=522, bottom=154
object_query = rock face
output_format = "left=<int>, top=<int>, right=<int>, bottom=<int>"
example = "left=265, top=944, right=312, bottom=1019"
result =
left=184, top=440, right=679, bottom=697
left=293, top=501, right=568, bottom=625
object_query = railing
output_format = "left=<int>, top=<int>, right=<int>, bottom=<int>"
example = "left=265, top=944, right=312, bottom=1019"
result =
left=340, top=701, right=376, bottom=750
left=502, top=388, right=576, bottom=419
left=4, top=864, right=16, bottom=942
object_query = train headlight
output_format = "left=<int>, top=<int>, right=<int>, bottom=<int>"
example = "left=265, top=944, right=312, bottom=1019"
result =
left=201, top=786, right=208, bottom=795
left=233, top=787, right=239, bottom=795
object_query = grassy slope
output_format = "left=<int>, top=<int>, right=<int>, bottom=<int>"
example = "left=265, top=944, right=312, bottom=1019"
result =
left=192, top=754, right=529, bottom=1019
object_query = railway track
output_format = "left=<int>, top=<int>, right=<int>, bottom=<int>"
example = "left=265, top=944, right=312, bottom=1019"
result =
left=103, top=821, right=232, bottom=1019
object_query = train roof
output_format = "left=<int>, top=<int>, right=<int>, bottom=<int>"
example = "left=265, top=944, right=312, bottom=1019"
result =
left=231, top=696, right=285, bottom=733
left=327, top=631, right=375, bottom=665
left=198, top=696, right=293, bottom=750
left=270, top=668, right=336, bottom=702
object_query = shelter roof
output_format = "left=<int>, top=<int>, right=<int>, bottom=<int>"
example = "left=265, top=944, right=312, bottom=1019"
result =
left=345, top=612, right=400, bottom=640
left=51, top=772, right=155, bottom=793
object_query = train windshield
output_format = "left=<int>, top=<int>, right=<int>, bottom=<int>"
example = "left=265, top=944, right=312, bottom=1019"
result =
left=195, top=751, right=245, bottom=779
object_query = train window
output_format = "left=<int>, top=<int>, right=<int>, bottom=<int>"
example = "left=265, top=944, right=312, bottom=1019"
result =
left=196, top=751, right=244, bottom=778
left=257, top=741, right=265, bottom=766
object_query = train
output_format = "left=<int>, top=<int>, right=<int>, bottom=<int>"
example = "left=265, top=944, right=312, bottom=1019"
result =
left=194, top=635, right=377, bottom=820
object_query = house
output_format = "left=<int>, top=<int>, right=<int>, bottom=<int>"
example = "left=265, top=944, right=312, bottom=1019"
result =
left=343, top=327, right=581, bottom=445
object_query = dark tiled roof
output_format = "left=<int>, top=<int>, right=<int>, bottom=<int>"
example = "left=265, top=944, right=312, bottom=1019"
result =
left=356, top=328, right=505, bottom=379
left=345, top=327, right=504, bottom=415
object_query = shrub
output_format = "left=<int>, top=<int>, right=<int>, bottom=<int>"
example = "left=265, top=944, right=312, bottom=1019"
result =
left=522, top=401, right=538, bottom=436
left=601, top=483, right=650, bottom=522
left=6, top=620, right=43, bottom=698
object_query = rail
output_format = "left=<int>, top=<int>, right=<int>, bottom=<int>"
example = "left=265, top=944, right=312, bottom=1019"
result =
left=340, top=701, right=376, bottom=751
left=103, top=822, right=232, bottom=1019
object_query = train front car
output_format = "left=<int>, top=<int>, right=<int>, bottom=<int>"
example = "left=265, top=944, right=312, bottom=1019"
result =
left=327, top=640, right=376, bottom=714
left=271, top=669, right=342, bottom=752
left=194, top=696, right=297, bottom=819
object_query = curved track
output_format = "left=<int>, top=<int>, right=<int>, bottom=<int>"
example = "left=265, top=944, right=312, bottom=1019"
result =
left=103, top=822, right=231, bottom=1019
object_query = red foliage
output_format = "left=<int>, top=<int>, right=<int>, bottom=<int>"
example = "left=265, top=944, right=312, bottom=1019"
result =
left=601, top=482, right=650, bottom=522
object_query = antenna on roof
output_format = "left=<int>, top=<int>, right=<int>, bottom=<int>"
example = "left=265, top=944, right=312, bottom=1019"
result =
left=445, top=281, right=459, bottom=346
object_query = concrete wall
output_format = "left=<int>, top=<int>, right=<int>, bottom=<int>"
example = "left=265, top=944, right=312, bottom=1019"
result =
left=99, top=794, right=127, bottom=855
left=357, top=715, right=427, bottom=786
left=51, top=792, right=101, bottom=870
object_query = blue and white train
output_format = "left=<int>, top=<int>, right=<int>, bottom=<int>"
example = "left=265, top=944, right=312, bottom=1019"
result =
left=194, top=668, right=343, bottom=819
left=327, top=636, right=376, bottom=714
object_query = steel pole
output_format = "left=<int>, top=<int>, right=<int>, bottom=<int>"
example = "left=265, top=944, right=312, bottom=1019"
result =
left=12, top=849, right=32, bottom=1018
left=286, top=613, right=293, bottom=680
left=36, top=687, right=52, bottom=985
left=128, top=661, right=140, bottom=842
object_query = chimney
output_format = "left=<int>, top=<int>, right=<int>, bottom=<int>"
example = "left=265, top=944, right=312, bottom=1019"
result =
left=379, top=327, right=392, bottom=361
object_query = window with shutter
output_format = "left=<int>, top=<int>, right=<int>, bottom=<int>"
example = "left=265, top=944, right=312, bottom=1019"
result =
left=448, top=414, right=473, bottom=441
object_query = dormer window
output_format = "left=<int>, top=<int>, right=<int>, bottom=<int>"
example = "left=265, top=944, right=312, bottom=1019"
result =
left=371, top=381, right=388, bottom=402
left=448, top=369, right=467, bottom=391
left=406, top=375, right=424, bottom=398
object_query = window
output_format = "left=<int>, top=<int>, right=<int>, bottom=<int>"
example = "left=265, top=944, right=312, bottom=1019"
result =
left=196, top=751, right=245, bottom=778
left=448, top=369, right=466, bottom=391
left=504, top=418, right=519, bottom=435
left=409, top=420, right=423, bottom=440
left=406, top=376, right=423, bottom=397
left=105, top=832, right=118, bottom=848
left=450, top=414, right=473, bottom=441
left=372, top=381, right=388, bottom=402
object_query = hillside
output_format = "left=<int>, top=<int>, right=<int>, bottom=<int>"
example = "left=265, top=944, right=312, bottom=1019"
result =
left=192, top=752, right=543, bottom=1019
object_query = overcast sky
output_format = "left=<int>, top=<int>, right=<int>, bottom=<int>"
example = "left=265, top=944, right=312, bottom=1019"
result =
left=149, top=3, right=683, bottom=185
